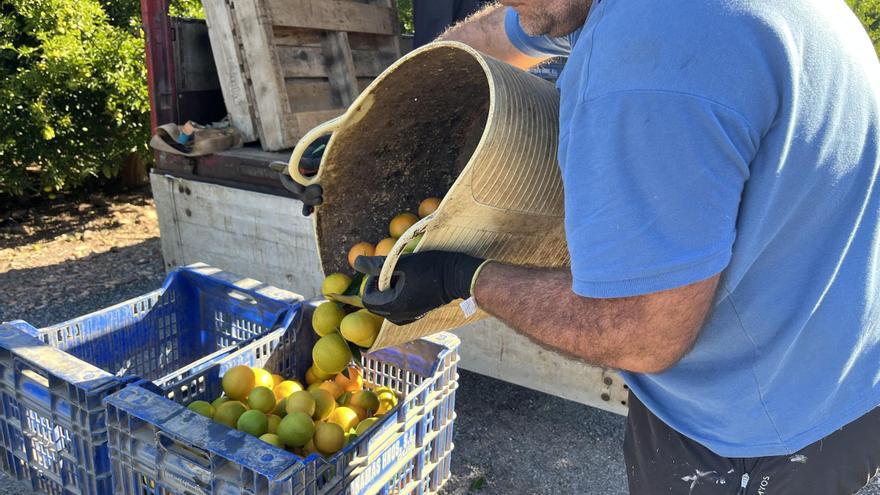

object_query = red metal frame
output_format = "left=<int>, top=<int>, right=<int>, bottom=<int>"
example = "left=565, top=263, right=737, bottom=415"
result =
left=141, top=0, right=176, bottom=133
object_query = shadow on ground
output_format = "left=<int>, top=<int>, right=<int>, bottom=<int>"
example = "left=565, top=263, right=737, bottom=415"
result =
left=0, top=238, right=166, bottom=327
left=442, top=370, right=628, bottom=495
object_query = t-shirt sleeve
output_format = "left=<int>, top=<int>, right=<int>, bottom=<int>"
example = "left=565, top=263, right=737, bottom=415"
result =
left=504, top=7, right=573, bottom=57
left=564, top=91, right=757, bottom=298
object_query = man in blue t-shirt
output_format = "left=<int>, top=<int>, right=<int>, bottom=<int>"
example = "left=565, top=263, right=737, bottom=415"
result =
left=353, top=1, right=880, bottom=493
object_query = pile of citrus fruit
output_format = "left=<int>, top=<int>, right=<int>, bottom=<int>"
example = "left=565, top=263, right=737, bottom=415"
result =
left=317, top=196, right=441, bottom=348
left=186, top=364, right=398, bottom=457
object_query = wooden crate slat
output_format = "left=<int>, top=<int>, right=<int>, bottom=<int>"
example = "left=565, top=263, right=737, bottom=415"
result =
left=290, top=109, right=346, bottom=133
left=202, top=0, right=257, bottom=141
left=205, top=0, right=401, bottom=150
left=231, top=0, right=290, bottom=150
left=285, top=80, right=340, bottom=112
left=277, top=48, right=389, bottom=79
left=321, top=31, right=360, bottom=107
left=266, top=0, right=397, bottom=35
left=277, top=45, right=327, bottom=78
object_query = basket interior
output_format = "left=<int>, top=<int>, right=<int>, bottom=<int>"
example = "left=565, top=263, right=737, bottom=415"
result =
left=317, top=45, right=491, bottom=274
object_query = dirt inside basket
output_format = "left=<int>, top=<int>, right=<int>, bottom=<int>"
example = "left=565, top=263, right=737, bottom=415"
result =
left=316, top=46, right=491, bottom=274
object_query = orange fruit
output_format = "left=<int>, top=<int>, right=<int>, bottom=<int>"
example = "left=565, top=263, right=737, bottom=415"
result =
left=389, top=213, right=418, bottom=238
left=247, top=386, right=276, bottom=413
left=348, top=405, right=368, bottom=421
left=313, top=422, right=345, bottom=455
left=267, top=414, right=282, bottom=434
left=260, top=433, right=284, bottom=448
left=350, top=390, right=379, bottom=414
left=285, top=390, right=316, bottom=416
left=271, top=374, right=283, bottom=386
left=322, top=273, right=352, bottom=296
left=187, top=401, right=215, bottom=418
left=312, top=333, right=352, bottom=374
left=306, top=364, right=333, bottom=385
left=335, top=366, right=363, bottom=393
left=311, top=389, right=336, bottom=421
left=347, top=242, right=375, bottom=269
left=277, top=412, right=315, bottom=448
left=374, top=238, right=397, bottom=257
left=319, top=380, right=344, bottom=399
left=214, top=401, right=248, bottom=428
left=340, top=310, right=381, bottom=348
left=222, top=366, right=256, bottom=401
left=274, top=380, right=304, bottom=401
left=253, top=368, right=275, bottom=389
left=237, top=410, right=268, bottom=436
left=327, top=406, right=360, bottom=431
left=418, top=197, right=440, bottom=218
left=312, top=302, right=345, bottom=337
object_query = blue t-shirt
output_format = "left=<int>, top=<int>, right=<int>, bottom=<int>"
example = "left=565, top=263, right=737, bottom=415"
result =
left=506, top=0, right=880, bottom=457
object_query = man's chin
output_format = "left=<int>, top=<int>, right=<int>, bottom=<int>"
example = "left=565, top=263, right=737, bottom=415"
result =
left=518, top=14, right=553, bottom=37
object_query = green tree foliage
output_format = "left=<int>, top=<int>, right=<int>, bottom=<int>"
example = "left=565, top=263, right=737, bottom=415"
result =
left=169, top=0, right=204, bottom=19
left=397, top=0, right=413, bottom=34
left=847, top=0, right=880, bottom=56
left=0, top=0, right=149, bottom=196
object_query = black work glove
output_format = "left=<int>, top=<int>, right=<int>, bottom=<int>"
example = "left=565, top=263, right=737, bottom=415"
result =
left=270, top=161, right=324, bottom=216
left=280, top=173, right=323, bottom=216
left=355, top=251, right=486, bottom=325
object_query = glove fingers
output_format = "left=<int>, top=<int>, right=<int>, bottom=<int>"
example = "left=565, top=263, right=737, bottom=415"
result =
left=278, top=173, right=305, bottom=195
left=355, top=256, right=386, bottom=276
left=302, top=184, right=323, bottom=202
left=301, top=204, right=314, bottom=216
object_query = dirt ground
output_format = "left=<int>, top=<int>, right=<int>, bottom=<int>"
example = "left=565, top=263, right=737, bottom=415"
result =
left=0, top=190, right=165, bottom=325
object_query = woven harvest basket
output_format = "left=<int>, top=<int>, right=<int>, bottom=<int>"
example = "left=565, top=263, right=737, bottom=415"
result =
left=287, top=41, right=568, bottom=350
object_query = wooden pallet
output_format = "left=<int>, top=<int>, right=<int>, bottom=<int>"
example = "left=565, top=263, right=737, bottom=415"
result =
left=203, top=0, right=401, bottom=151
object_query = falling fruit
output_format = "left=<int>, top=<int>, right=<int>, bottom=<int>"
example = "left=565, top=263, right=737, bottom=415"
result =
left=389, top=212, right=418, bottom=238
left=340, top=310, right=381, bottom=348
left=312, top=333, right=352, bottom=374
left=347, top=242, right=375, bottom=269
left=418, top=197, right=440, bottom=218
left=312, top=302, right=345, bottom=337
left=374, top=237, right=397, bottom=257
left=322, top=273, right=352, bottom=296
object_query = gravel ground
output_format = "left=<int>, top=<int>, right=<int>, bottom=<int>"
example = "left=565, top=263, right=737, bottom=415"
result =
left=1, top=190, right=880, bottom=495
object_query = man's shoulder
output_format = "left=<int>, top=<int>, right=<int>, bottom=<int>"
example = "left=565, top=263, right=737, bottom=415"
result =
left=575, top=0, right=794, bottom=120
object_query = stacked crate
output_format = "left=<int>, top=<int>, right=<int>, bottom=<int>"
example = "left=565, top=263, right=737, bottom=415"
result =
left=203, top=0, right=401, bottom=150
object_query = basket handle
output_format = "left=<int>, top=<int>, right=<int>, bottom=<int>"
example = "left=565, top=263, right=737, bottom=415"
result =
left=287, top=116, right=344, bottom=187
left=378, top=214, right=434, bottom=291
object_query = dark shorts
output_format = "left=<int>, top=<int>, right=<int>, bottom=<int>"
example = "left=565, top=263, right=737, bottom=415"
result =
left=624, top=393, right=880, bottom=495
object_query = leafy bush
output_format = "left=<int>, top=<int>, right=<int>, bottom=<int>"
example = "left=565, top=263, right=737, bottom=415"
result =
left=847, top=0, right=880, bottom=56
left=398, top=0, right=413, bottom=34
left=0, top=0, right=149, bottom=197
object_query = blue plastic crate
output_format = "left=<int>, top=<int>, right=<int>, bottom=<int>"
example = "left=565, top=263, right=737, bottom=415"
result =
left=0, top=264, right=303, bottom=495
left=104, top=300, right=460, bottom=495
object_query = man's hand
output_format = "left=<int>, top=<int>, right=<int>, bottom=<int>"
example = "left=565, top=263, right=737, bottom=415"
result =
left=355, top=252, right=486, bottom=325
left=279, top=173, right=323, bottom=216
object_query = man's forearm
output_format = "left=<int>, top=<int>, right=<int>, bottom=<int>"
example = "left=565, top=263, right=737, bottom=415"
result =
left=438, top=4, right=547, bottom=69
left=472, top=262, right=719, bottom=373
